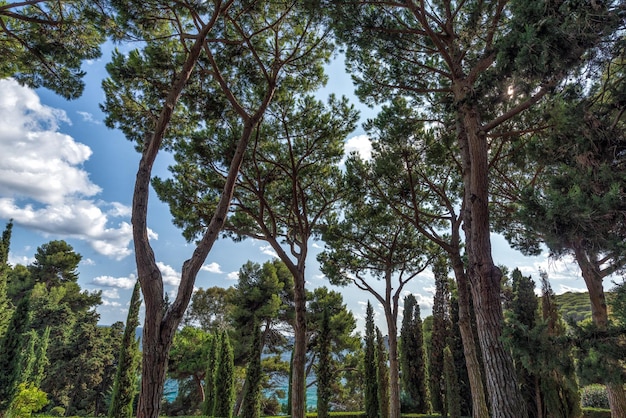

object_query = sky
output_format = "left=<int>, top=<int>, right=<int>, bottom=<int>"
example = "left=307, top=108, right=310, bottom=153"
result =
left=0, top=41, right=600, bottom=334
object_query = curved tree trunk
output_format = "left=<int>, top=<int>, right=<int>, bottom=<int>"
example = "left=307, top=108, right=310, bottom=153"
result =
left=458, top=104, right=527, bottom=418
left=450, top=256, right=490, bottom=418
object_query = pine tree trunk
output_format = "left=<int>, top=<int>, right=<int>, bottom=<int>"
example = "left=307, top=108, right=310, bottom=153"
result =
left=291, top=273, right=307, bottom=418
left=450, top=257, right=490, bottom=418
left=573, top=243, right=626, bottom=417
left=136, top=321, right=172, bottom=418
left=459, top=104, right=527, bottom=418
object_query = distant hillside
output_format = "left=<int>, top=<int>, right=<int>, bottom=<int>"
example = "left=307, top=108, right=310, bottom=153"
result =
left=553, top=291, right=616, bottom=324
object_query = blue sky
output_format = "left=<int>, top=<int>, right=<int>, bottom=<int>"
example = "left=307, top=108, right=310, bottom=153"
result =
left=0, top=42, right=594, bottom=333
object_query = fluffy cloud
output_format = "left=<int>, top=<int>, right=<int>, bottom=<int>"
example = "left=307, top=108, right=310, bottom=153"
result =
left=157, top=261, right=181, bottom=286
left=344, top=134, right=372, bottom=161
left=0, top=79, right=133, bottom=259
left=201, top=262, right=223, bottom=273
left=92, top=274, right=137, bottom=289
left=226, top=271, right=239, bottom=281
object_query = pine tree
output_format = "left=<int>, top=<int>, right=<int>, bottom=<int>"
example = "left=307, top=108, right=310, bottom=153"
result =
left=214, top=331, right=234, bottom=418
left=364, top=301, right=379, bottom=418
left=316, top=308, right=333, bottom=418
left=400, top=294, right=430, bottom=413
left=241, top=319, right=262, bottom=418
left=376, top=327, right=390, bottom=418
left=443, top=346, right=461, bottom=418
left=202, top=332, right=218, bottom=416
left=0, top=295, right=31, bottom=412
left=109, top=280, right=142, bottom=418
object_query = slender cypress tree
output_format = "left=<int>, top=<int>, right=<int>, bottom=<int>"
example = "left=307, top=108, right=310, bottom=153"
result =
left=364, top=301, right=380, bottom=418
left=376, top=327, right=390, bottom=418
left=443, top=346, right=461, bottom=418
left=109, top=280, right=142, bottom=418
left=241, top=319, right=262, bottom=418
left=400, top=294, right=430, bottom=413
left=429, top=257, right=450, bottom=414
left=0, top=221, right=14, bottom=337
left=214, top=331, right=234, bottom=418
left=316, top=308, right=333, bottom=418
left=202, top=332, right=219, bottom=416
left=0, top=295, right=31, bottom=412
left=32, top=326, right=50, bottom=387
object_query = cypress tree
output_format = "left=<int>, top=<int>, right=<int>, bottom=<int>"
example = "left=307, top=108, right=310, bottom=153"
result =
left=0, top=295, right=31, bottom=412
left=364, top=301, right=379, bottom=418
left=202, top=332, right=218, bottom=416
left=214, top=331, right=234, bottom=418
left=241, top=319, right=263, bottom=418
left=0, top=221, right=14, bottom=337
left=108, top=280, right=142, bottom=418
left=400, top=294, right=430, bottom=413
left=443, top=346, right=461, bottom=418
left=375, top=327, right=390, bottom=418
left=316, top=308, right=333, bottom=418
left=32, top=326, right=50, bottom=387
left=429, top=257, right=450, bottom=413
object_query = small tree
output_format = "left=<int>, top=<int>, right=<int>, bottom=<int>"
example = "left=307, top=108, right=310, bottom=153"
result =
left=241, top=319, right=263, bottom=418
left=400, top=294, right=430, bottom=413
left=364, top=301, right=379, bottom=418
left=214, top=331, right=235, bottom=418
left=376, top=327, right=390, bottom=418
left=108, top=280, right=142, bottom=418
left=7, top=383, right=48, bottom=418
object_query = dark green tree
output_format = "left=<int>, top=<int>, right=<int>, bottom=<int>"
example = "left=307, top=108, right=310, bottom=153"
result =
left=428, top=256, right=451, bottom=414
left=202, top=332, right=218, bottom=417
left=316, top=308, right=332, bottom=418
left=376, top=327, right=390, bottom=418
left=28, top=240, right=82, bottom=287
left=0, top=221, right=13, bottom=337
left=364, top=301, right=379, bottom=418
left=214, top=331, right=235, bottom=418
left=399, top=294, right=430, bottom=413
left=109, top=280, right=142, bottom=418
left=183, top=286, right=236, bottom=331
left=241, top=318, right=263, bottom=418
left=101, top=3, right=335, bottom=416
left=0, top=295, right=31, bottom=412
left=443, top=346, right=461, bottom=418
left=0, top=0, right=110, bottom=99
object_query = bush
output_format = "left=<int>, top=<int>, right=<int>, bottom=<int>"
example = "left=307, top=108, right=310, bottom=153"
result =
left=581, top=385, right=610, bottom=409
left=7, top=383, right=48, bottom=418
left=48, top=407, right=65, bottom=417
left=582, top=407, right=612, bottom=418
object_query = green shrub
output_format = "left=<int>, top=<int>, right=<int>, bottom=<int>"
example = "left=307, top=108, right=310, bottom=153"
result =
left=582, top=407, right=612, bottom=418
left=48, top=407, right=65, bottom=417
left=581, top=384, right=610, bottom=409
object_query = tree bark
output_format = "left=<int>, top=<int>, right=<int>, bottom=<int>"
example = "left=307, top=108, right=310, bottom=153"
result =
left=458, top=103, right=527, bottom=418
left=450, top=255, right=490, bottom=418
left=573, top=242, right=626, bottom=417
left=291, top=272, right=307, bottom=418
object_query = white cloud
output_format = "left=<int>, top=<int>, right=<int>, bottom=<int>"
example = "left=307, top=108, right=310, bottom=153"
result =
left=558, top=284, right=588, bottom=294
left=259, top=245, right=278, bottom=258
left=102, top=288, right=120, bottom=299
left=227, top=271, right=239, bottom=281
left=201, top=262, right=223, bottom=274
left=0, top=79, right=133, bottom=259
left=101, top=299, right=122, bottom=307
left=92, top=274, right=136, bottom=289
left=76, top=111, right=101, bottom=124
left=344, top=135, right=372, bottom=161
left=157, top=261, right=181, bottom=286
